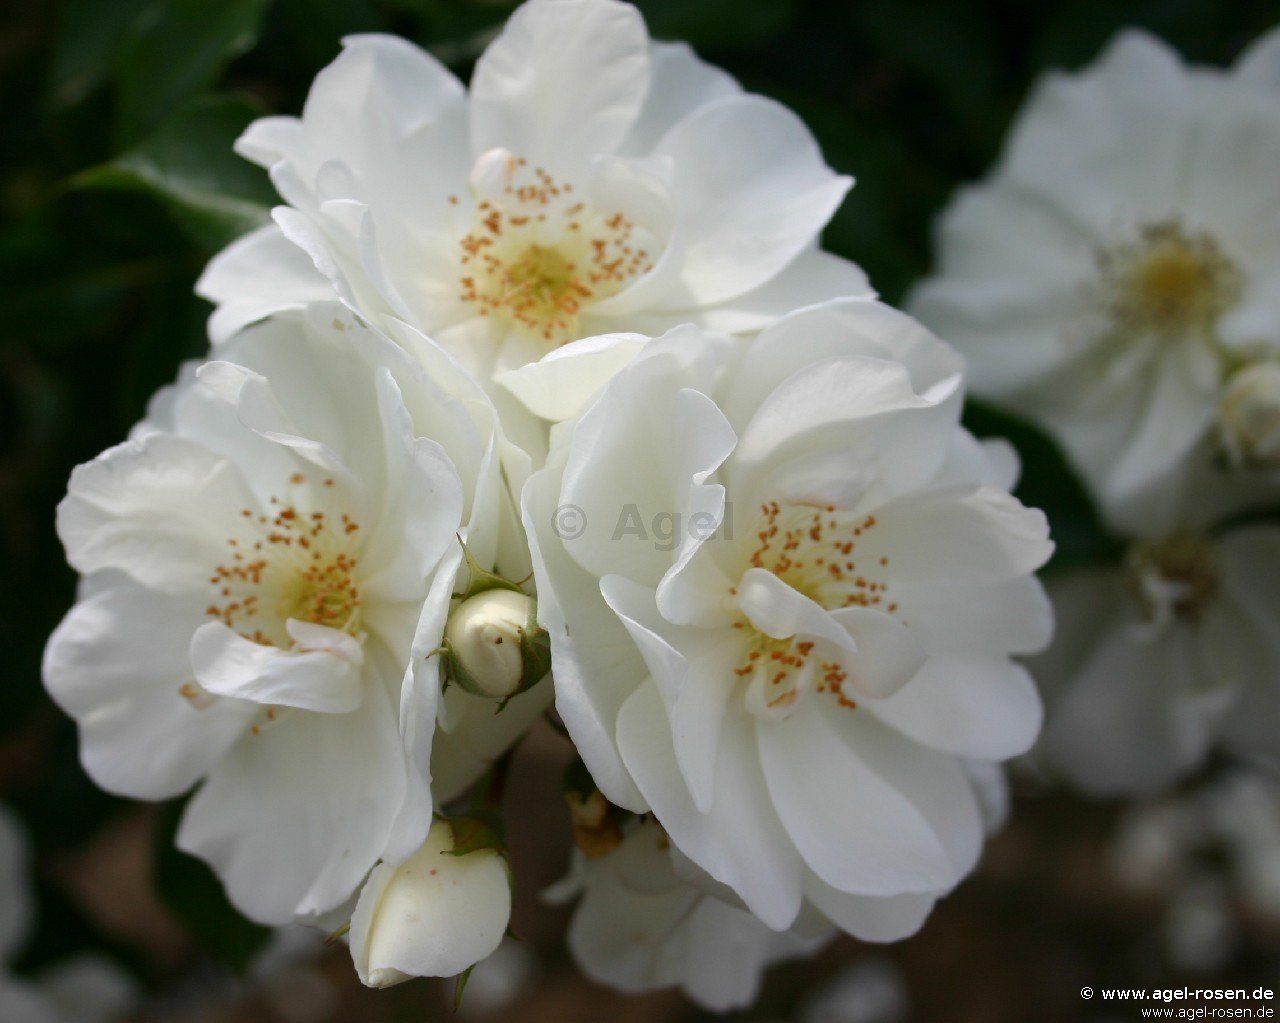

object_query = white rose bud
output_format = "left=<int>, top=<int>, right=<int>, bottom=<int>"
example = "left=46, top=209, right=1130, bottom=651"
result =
left=444, top=589, right=539, bottom=699
left=1221, top=362, right=1280, bottom=466
left=349, top=819, right=512, bottom=988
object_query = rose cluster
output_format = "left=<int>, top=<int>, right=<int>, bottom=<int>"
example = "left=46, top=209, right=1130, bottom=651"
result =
left=39, top=0, right=1280, bottom=1012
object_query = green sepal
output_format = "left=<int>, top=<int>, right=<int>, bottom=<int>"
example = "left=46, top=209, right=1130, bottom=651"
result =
left=443, top=814, right=506, bottom=857
left=455, top=535, right=523, bottom=599
left=432, top=639, right=499, bottom=701
left=453, top=964, right=474, bottom=1012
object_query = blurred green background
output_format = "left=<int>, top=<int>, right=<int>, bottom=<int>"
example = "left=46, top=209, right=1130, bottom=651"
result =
left=0, top=1, right=1277, bottom=1020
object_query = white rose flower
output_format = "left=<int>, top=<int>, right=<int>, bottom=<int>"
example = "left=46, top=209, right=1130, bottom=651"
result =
left=545, top=818, right=833, bottom=1011
left=1036, top=526, right=1280, bottom=795
left=196, top=0, right=865, bottom=419
left=523, top=298, right=1053, bottom=934
left=42, top=304, right=544, bottom=924
left=909, top=28, right=1280, bottom=534
left=349, top=819, right=512, bottom=987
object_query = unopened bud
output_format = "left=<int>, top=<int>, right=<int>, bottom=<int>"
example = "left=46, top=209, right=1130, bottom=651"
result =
left=444, top=589, right=544, bottom=700
left=1221, top=362, right=1280, bottom=467
left=349, top=819, right=511, bottom=988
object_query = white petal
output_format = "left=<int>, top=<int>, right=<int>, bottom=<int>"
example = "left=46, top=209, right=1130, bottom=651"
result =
left=886, top=573, right=1054, bottom=656
left=559, top=339, right=735, bottom=587
left=1235, top=25, right=1280, bottom=90
left=429, top=678, right=553, bottom=804
left=803, top=874, right=936, bottom=942
left=177, top=681, right=406, bottom=924
left=600, top=575, right=737, bottom=814
left=1001, top=31, right=1190, bottom=230
left=470, top=0, right=649, bottom=178
left=1103, top=345, right=1218, bottom=510
left=189, top=620, right=364, bottom=714
left=616, top=680, right=804, bottom=929
left=867, top=655, right=1043, bottom=760
left=691, top=249, right=873, bottom=336
left=521, top=458, right=649, bottom=811
left=42, top=580, right=253, bottom=799
left=57, top=434, right=257, bottom=594
left=737, top=568, right=857, bottom=654
left=235, top=115, right=305, bottom=169
left=290, top=34, right=465, bottom=180
left=495, top=333, right=647, bottom=423
left=730, top=355, right=956, bottom=502
left=1043, top=618, right=1224, bottom=796
left=354, top=368, right=465, bottom=604
left=618, top=41, right=740, bottom=156
left=856, top=485, right=1052, bottom=583
left=726, top=299, right=963, bottom=426
left=656, top=95, right=850, bottom=304
left=828, top=606, right=927, bottom=699
left=680, top=896, right=823, bottom=1011
left=196, top=224, right=335, bottom=343
left=757, top=699, right=967, bottom=896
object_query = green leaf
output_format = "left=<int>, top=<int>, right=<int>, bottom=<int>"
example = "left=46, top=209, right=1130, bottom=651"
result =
left=153, top=800, right=271, bottom=973
left=455, top=536, right=525, bottom=599
left=443, top=814, right=506, bottom=857
left=49, top=0, right=156, bottom=109
left=112, top=0, right=275, bottom=145
left=76, top=94, right=276, bottom=251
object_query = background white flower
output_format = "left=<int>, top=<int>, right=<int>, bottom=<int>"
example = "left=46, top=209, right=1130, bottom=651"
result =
left=545, top=818, right=833, bottom=1012
left=1035, top=525, right=1280, bottom=795
left=43, top=304, right=541, bottom=925
left=909, top=28, right=1280, bottom=534
left=523, top=298, right=1052, bottom=940
left=197, top=0, right=865, bottom=414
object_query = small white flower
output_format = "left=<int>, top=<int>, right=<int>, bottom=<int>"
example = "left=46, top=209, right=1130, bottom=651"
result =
left=1037, top=526, right=1280, bottom=795
left=43, top=305, right=541, bottom=924
left=348, top=819, right=512, bottom=987
left=545, top=819, right=834, bottom=1011
left=198, top=0, right=865, bottom=423
left=524, top=298, right=1052, bottom=935
left=910, top=28, right=1280, bottom=534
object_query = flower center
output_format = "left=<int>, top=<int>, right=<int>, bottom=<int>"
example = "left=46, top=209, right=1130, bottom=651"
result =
left=730, top=501, right=896, bottom=714
left=207, top=473, right=364, bottom=648
left=1124, top=533, right=1218, bottom=626
left=1096, top=220, right=1242, bottom=340
left=457, top=154, right=655, bottom=345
